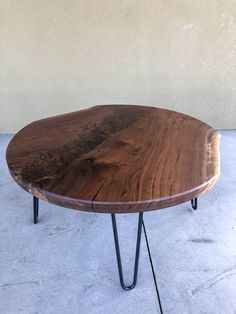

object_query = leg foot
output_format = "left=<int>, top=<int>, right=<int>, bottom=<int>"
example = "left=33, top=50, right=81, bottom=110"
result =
left=111, top=212, right=143, bottom=290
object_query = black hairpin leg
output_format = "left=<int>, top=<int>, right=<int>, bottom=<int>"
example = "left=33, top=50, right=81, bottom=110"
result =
left=111, top=212, right=143, bottom=291
left=191, top=198, right=197, bottom=210
left=33, top=196, right=39, bottom=224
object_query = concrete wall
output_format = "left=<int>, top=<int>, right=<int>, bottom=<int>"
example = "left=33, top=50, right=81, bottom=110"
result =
left=0, top=0, right=236, bottom=133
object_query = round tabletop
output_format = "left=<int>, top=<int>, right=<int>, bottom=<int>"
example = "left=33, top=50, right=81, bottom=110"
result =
left=6, top=105, right=220, bottom=213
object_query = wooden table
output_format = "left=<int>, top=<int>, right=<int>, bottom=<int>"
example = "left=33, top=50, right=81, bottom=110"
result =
left=6, top=105, right=220, bottom=290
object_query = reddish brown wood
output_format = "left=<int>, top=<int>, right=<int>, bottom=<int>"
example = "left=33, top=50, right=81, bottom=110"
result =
left=6, top=105, right=220, bottom=213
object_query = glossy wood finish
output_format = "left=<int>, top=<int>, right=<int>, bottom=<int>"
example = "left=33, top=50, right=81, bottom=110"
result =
left=6, top=105, right=220, bottom=213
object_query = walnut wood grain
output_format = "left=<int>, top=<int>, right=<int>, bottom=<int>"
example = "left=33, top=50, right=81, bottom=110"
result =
left=6, top=105, right=220, bottom=213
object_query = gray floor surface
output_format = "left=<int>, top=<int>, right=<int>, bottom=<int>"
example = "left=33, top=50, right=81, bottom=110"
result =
left=0, top=131, right=235, bottom=314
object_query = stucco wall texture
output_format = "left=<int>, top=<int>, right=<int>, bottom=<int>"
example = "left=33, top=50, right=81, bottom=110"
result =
left=0, top=0, right=236, bottom=132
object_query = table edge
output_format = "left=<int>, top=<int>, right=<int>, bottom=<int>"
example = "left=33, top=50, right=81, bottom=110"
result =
left=7, top=165, right=220, bottom=213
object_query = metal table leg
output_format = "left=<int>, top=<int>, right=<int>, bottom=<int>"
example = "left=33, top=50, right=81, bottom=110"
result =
left=111, top=212, right=143, bottom=290
left=33, top=196, right=39, bottom=224
left=191, top=198, right=198, bottom=210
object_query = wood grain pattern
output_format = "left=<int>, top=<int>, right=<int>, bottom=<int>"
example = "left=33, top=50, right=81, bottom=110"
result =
left=6, top=105, right=220, bottom=213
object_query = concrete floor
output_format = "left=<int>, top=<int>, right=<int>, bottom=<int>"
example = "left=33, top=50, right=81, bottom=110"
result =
left=0, top=131, right=236, bottom=314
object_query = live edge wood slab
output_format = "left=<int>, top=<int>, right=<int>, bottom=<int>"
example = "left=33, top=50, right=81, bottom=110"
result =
left=6, top=105, right=220, bottom=213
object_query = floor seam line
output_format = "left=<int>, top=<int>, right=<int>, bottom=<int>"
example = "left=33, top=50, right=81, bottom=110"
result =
left=142, top=219, right=163, bottom=314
